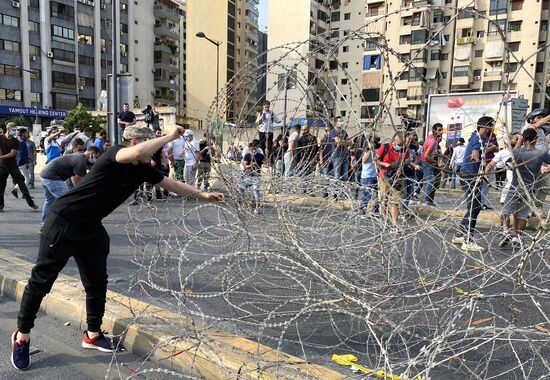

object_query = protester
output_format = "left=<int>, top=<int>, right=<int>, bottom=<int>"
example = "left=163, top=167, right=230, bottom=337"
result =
left=44, top=121, right=64, bottom=163
left=359, top=139, right=380, bottom=218
left=319, top=122, right=337, bottom=178
left=94, top=129, right=108, bottom=153
left=255, top=100, right=281, bottom=161
left=377, top=133, right=419, bottom=226
left=11, top=127, right=30, bottom=198
left=449, top=138, right=466, bottom=189
left=516, top=108, right=550, bottom=151
left=294, top=124, right=318, bottom=178
left=142, top=104, right=156, bottom=131
left=499, top=128, right=550, bottom=248
left=172, top=131, right=186, bottom=181
left=239, top=140, right=264, bottom=214
left=197, top=133, right=212, bottom=190
left=25, top=129, right=37, bottom=189
left=485, top=133, right=520, bottom=205
left=152, top=129, right=173, bottom=200
left=451, top=116, right=495, bottom=252
left=61, top=126, right=94, bottom=154
left=420, top=123, right=444, bottom=206
left=0, top=123, right=38, bottom=212
left=40, top=146, right=100, bottom=224
left=332, top=117, right=351, bottom=181
left=117, top=103, right=136, bottom=140
left=11, top=125, right=224, bottom=371
left=284, top=124, right=301, bottom=176
left=182, top=130, right=200, bottom=185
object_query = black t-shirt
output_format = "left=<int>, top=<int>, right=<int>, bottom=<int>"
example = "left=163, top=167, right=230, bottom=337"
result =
left=40, top=153, right=87, bottom=180
left=199, top=140, right=211, bottom=163
left=51, top=145, right=164, bottom=223
left=0, top=135, right=19, bottom=167
left=118, top=111, right=135, bottom=127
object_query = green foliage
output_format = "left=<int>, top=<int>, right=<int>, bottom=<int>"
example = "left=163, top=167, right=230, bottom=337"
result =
left=63, top=103, right=104, bottom=133
left=11, top=116, right=25, bottom=126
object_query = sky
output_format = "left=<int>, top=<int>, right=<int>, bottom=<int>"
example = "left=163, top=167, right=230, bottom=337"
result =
left=258, top=0, right=268, bottom=32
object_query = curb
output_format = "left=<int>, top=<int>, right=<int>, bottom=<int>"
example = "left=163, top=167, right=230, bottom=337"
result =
left=0, top=249, right=343, bottom=379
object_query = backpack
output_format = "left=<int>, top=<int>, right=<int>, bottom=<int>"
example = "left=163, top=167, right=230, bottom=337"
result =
left=145, top=110, right=154, bottom=124
left=378, top=143, right=390, bottom=162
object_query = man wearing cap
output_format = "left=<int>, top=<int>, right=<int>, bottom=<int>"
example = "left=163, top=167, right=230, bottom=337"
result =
left=11, top=124, right=224, bottom=370
left=0, top=123, right=39, bottom=212
left=44, top=120, right=65, bottom=163
left=516, top=108, right=550, bottom=152
left=182, top=129, right=200, bottom=185
left=451, top=116, right=495, bottom=252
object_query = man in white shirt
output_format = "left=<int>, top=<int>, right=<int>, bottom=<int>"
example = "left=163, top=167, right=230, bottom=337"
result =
left=171, top=134, right=186, bottom=181
left=255, top=101, right=281, bottom=162
left=182, top=130, right=200, bottom=185
left=449, top=137, right=466, bottom=188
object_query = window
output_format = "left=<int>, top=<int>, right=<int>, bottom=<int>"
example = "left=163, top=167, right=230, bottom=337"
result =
left=475, top=50, right=483, bottom=57
left=400, top=34, right=411, bottom=45
left=411, top=12, right=421, bottom=26
left=78, top=33, right=93, bottom=45
left=541, top=21, right=548, bottom=32
left=508, top=42, right=520, bottom=52
left=488, top=19, right=506, bottom=36
left=340, top=111, right=346, bottom=117
left=53, top=93, right=77, bottom=109
left=363, top=54, right=381, bottom=70
left=489, top=0, right=507, bottom=15
left=402, top=16, right=412, bottom=26
left=317, top=9, right=328, bottom=22
left=51, top=1, right=74, bottom=20
left=343, top=46, right=349, bottom=52
left=121, top=23, right=128, bottom=34
left=1, top=39, right=20, bottom=53
left=409, top=68, right=426, bottom=82
left=29, top=21, right=39, bottom=32
left=29, top=0, right=40, bottom=9
left=473, top=69, right=482, bottom=76
left=477, top=31, right=485, bottom=38
left=330, top=28, right=339, bottom=38
left=0, top=88, right=22, bottom=101
left=341, top=78, right=348, bottom=84
left=399, top=70, right=409, bottom=80
left=344, top=13, right=351, bottom=20
left=536, top=62, right=544, bottom=73
left=483, top=80, right=501, bottom=91
left=441, top=72, right=447, bottom=78
left=511, top=0, right=523, bottom=11
left=361, top=88, right=380, bottom=101
left=508, top=21, right=522, bottom=32
left=30, top=92, right=41, bottom=104
left=52, top=25, right=74, bottom=40
left=432, top=10, right=444, bottom=23
left=441, top=53, right=449, bottom=60
left=342, top=62, right=349, bottom=68
left=453, top=66, right=469, bottom=77
left=361, top=105, right=379, bottom=119
left=0, top=64, right=21, bottom=77
left=331, top=11, right=340, bottom=22
left=52, top=71, right=76, bottom=88
left=458, top=7, right=474, bottom=19
left=1, top=14, right=19, bottom=27
left=507, top=62, right=518, bottom=73
left=79, top=77, right=94, bottom=87
left=29, top=45, right=39, bottom=56
left=29, top=70, right=40, bottom=80
left=430, top=49, right=440, bottom=61
left=52, top=48, right=75, bottom=63
left=79, top=55, right=94, bottom=66
left=411, top=29, right=428, bottom=45
left=398, top=89, right=407, bottom=98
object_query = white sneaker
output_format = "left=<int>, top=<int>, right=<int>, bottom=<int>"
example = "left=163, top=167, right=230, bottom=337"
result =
left=461, top=240, right=485, bottom=252
left=451, top=235, right=465, bottom=244
left=499, top=233, right=513, bottom=248
left=253, top=208, right=259, bottom=215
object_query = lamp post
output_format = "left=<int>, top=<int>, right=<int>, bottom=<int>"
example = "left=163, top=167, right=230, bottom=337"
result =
left=196, top=32, right=222, bottom=129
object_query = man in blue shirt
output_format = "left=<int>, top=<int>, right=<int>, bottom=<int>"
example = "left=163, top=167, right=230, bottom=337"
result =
left=11, top=127, right=30, bottom=198
left=451, top=116, right=495, bottom=252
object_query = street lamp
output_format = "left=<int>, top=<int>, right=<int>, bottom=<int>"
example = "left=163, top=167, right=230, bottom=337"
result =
left=196, top=32, right=222, bottom=128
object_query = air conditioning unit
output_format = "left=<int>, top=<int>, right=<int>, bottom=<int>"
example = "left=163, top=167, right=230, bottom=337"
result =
left=12, top=1, right=20, bottom=8
left=79, top=86, right=84, bottom=90
left=101, top=47, right=106, bottom=52
left=122, top=52, right=128, bottom=56
left=47, top=52, right=54, bottom=58
left=474, top=75, right=481, bottom=80
left=30, top=56, right=37, bottom=61
left=100, top=4, right=106, bottom=9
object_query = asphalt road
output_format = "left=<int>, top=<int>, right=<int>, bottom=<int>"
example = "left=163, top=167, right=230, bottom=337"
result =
left=0, top=179, right=548, bottom=379
left=0, top=295, right=170, bottom=380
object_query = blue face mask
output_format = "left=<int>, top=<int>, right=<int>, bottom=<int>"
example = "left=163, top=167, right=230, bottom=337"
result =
left=8, top=130, right=16, bottom=136
left=394, top=144, right=402, bottom=151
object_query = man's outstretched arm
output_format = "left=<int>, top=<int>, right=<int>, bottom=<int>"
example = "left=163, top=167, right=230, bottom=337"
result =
left=158, top=177, right=224, bottom=202
left=116, top=127, right=183, bottom=164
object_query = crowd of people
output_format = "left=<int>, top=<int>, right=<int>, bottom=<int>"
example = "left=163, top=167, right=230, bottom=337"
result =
left=233, top=101, right=550, bottom=253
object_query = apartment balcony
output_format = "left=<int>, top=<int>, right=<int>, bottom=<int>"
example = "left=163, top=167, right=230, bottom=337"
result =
left=247, top=0, right=259, bottom=16
left=484, top=69, right=503, bottom=78
left=154, top=43, right=173, bottom=55
left=451, top=74, right=472, bottom=86
left=456, top=36, right=475, bottom=45
left=154, top=24, right=179, bottom=40
left=153, top=5, right=180, bottom=21
left=506, top=30, right=522, bottom=42
left=154, top=78, right=178, bottom=89
left=154, top=61, right=177, bottom=72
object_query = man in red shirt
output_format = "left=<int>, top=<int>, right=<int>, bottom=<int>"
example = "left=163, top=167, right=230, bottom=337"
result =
left=377, top=133, right=420, bottom=226
left=420, top=123, right=444, bottom=206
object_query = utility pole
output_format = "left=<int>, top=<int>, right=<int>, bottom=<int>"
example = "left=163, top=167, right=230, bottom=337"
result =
left=108, top=0, right=119, bottom=145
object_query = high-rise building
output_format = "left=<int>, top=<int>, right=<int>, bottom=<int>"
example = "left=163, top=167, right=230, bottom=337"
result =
left=0, top=0, right=185, bottom=127
left=185, top=0, right=260, bottom=126
left=266, top=0, right=550, bottom=134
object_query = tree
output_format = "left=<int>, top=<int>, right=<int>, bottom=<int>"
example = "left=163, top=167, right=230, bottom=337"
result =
left=11, top=116, right=25, bottom=126
left=63, top=103, right=104, bottom=133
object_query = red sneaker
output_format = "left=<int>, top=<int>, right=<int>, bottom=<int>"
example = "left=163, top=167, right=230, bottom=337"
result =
left=81, top=331, right=115, bottom=353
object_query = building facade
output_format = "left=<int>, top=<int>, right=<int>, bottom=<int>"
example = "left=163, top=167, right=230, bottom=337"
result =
left=0, top=0, right=185, bottom=126
left=185, top=0, right=260, bottom=126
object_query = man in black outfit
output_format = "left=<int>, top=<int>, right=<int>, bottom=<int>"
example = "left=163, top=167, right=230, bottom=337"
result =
left=11, top=125, right=224, bottom=370
left=0, top=123, right=38, bottom=212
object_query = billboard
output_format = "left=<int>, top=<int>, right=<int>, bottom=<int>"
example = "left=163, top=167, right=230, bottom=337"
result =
left=426, top=91, right=521, bottom=145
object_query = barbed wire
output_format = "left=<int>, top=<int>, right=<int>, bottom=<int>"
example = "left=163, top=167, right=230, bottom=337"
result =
left=113, top=3, right=549, bottom=379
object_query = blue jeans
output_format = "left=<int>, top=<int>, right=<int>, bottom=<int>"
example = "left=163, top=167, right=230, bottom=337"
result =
left=319, top=160, right=333, bottom=176
left=421, top=161, right=436, bottom=203
left=28, top=160, right=35, bottom=187
left=402, top=175, right=416, bottom=209
left=360, top=177, right=379, bottom=212
left=41, top=178, right=69, bottom=224
left=332, top=153, right=349, bottom=181
left=460, top=177, right=483, bottom=237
